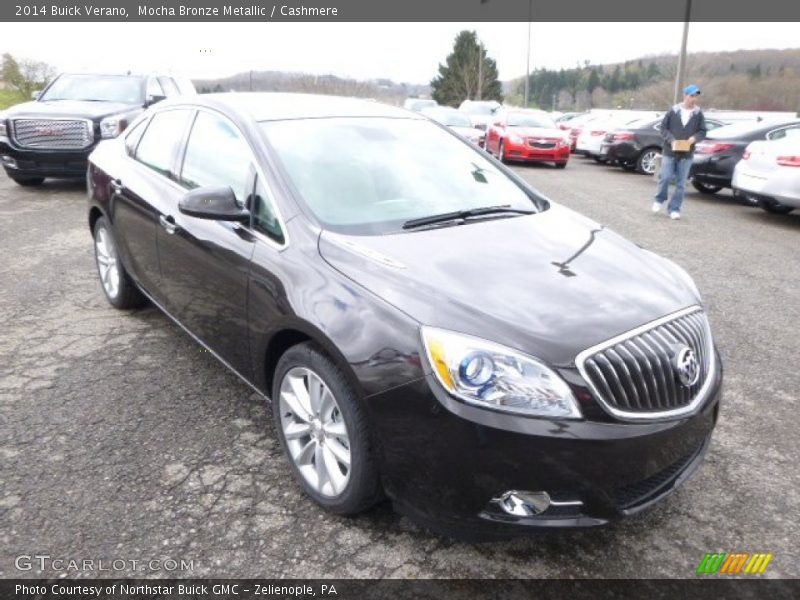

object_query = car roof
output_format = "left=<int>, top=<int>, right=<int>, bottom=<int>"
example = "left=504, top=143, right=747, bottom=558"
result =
left=708, top=119, right=800, bottom=140
left=173, top=92, right=421, bottom=122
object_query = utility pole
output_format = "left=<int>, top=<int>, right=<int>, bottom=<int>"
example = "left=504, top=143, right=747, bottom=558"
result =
left=673, top=0, right=692, bottom=103
left=524, top=0, right=532, bottom=107
left=477, top=44, right=483, bottom=100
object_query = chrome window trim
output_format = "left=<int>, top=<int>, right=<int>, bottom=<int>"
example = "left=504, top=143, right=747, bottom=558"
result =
left=11, top=116, right=94, bottom=149
left=574, top=305, right=716, bottom=422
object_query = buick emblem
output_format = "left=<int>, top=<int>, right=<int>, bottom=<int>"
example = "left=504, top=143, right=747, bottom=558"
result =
left=674, top=346, right=700, bottom=387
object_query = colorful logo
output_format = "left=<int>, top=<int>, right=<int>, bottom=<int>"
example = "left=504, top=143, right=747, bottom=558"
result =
left=696, top=552, right=774, bottom=575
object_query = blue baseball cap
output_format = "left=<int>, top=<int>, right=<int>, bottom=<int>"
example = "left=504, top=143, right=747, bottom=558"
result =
left=683, top=84, right=701, bottom=96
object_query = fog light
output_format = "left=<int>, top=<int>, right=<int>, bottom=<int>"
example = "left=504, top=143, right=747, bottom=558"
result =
left=1, top=155, right=17, bottom=168
left=493, top=491, right=551, bottom=516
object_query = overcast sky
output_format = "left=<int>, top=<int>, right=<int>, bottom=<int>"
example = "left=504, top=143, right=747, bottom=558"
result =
left=2, top=22, right=799, bottom=83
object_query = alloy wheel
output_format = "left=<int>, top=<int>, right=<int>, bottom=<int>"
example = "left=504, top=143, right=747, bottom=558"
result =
left=639, top=150, right=659, bottom=175
left=278, top=367, right=351, bottom=497
left=94, top=226, right=120, bottom=300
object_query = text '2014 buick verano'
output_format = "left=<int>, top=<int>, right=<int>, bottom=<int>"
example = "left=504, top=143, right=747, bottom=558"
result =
left=87, top=93, right=722, bottom=538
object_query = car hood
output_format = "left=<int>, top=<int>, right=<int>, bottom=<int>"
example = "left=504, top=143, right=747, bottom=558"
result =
left=510, top=126, right=565, bottom=139
left=5, top=100, right=142, bottom=120
left=318, top=204, right=699, bottom=367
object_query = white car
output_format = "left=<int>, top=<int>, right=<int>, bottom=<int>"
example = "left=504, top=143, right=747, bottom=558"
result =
left=403, top=98, right=438, bottom=112
left=458, top=99, right=501, bottom=130
left=733, top=133, right=800, bottom=214
left=421, top=106, right=486, bottom=147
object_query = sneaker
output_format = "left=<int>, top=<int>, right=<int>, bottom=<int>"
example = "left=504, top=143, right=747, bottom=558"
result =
left=670, top=212, right=681, bottom=220
left=651, top=202, right=662, bottom=213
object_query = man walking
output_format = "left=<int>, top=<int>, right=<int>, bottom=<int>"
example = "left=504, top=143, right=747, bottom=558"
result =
left=652, top=84, right=707, bottom=220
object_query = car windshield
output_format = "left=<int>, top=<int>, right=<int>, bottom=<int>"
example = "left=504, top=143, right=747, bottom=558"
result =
left=261, top=117, right=540, bottom=235
left=407, top=99, right=437, bottom=112
left=507, top=113, right=556, bottom=128
left=39, top=74, right=144, bottom=104
left=425, top=109, right=472, bottom=128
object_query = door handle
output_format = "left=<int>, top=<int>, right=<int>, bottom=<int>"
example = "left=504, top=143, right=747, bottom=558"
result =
left=159, top=215, right=179, bottom=235
left=109, top=178, right=123, bottom=195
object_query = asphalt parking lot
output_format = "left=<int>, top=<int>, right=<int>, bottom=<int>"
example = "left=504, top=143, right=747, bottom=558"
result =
left=1, top=156, right=798, bottom=579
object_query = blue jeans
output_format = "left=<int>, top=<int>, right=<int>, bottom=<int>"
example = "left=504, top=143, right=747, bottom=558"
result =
left=654, top=154, right=693, bottom=213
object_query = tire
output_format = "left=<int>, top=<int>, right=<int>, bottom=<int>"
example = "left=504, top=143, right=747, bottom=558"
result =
left=636, top=148, right=660, bottom=175
left=692, top=180, right=723, bottom=194
left=498, top=140, right=508, bottom=164
left=621, top=162, right=637, bottom=172
left=761, top=203, right=794, bottom=215
left=555, top=162, right=567, bottom=169
left=11, top=176, right=45, bottom=186
left=92, top=217, right=147, bottom=309
left=272, top=342, right=382, bottom=516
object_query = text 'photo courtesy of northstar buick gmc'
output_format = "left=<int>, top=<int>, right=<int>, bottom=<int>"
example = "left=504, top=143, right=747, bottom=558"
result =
left=86, top=93, right=722, bottom=538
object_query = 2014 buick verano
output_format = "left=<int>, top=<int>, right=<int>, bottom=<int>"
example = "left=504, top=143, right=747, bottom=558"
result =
left=87, top=93, right=722, bottom=537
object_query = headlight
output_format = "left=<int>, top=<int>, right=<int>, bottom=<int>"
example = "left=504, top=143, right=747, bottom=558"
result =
left=421, top=327, right=582, bottom=419
left=99, top=115, right=128, bottom=139
left=508, top=133, right=524, bottom=145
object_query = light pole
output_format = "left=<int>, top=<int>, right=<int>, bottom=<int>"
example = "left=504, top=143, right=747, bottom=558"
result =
left=673, top=0, right=692, bottom=103
left=481, top=0, right=533, bottom=107
left=524, top=0, right=532, bottom=107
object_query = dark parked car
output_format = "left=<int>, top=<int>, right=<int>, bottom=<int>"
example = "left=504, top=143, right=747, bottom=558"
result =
left=87, top=93, right=722, bottom=537
left=600, top=117, right=726, bottom=175
left=0, top=72, right=194, bottom=186
left=690, top=120, right=800, bottom=194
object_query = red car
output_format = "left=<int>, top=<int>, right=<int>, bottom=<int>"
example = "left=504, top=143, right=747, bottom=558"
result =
left=485, top=110, right=571, bottom=168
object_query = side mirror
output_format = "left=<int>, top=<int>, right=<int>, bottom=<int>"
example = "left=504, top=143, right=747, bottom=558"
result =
left=146, top=94, right=167, bottom=107
left=179, top=186, right=249, bottom=222
left=32, top=90, right=41, bottom=100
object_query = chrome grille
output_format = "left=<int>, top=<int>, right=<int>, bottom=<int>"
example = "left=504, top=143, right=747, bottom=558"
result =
left=576, top=307, right=714, bottom=420
left=12, top=119, right=93, bottom=150
left=527, top=138, right=557, bottom=149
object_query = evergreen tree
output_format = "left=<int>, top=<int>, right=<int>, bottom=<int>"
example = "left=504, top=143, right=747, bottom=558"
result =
left=430, top=31, right=503, bottom=107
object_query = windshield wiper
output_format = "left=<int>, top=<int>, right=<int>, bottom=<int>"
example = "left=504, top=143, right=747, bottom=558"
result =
left=402, top=205, right=535, bottom=230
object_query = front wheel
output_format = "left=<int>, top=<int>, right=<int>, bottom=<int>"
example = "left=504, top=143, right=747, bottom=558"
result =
left=92, top=217, right=146, bottom=309
left=692, top=180, right=723, bottom=194
left=498, top=140, right=508, bottom=164
left=636, top=148, right=660, bottom=175
left=555, top=162, right=567, bottom=169
left=272, top=342, right=382, bottom=515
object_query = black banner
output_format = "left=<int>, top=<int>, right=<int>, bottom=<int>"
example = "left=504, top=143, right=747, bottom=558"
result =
left=2, top=0, right=800, bottom=22
left=3, top=579, right=800, bottom=600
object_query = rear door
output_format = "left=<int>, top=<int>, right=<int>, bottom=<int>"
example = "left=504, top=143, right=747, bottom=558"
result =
left=110, top=108, right=194, bottom=299
left=156, top=109, right=259, bottom=378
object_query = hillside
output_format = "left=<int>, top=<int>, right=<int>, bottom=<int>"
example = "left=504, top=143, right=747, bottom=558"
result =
left=193, top=71, right=429, bottom=105
left=506, top=48, right=800, bottom=113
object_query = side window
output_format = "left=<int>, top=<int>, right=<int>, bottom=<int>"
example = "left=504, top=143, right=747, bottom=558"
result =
left=124, top=118, right=148, bottom=157
left=134, top=110, right=193, bottom=178
left=146, top=78, right=164, bottom=98
left=180, top=111, right=253, bottom=204
left=769, top=126, right=800, bottom=141
left=158, top=77, right=180, bottom=97
left=250, top=176, right=284, bottom=244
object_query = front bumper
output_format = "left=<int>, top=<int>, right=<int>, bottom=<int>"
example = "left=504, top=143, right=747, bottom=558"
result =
left=505, top=140, right=570, bottom=163
left=365, top=352, right=722, bottom=537
left=0, top=137, right=96, bottom=179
